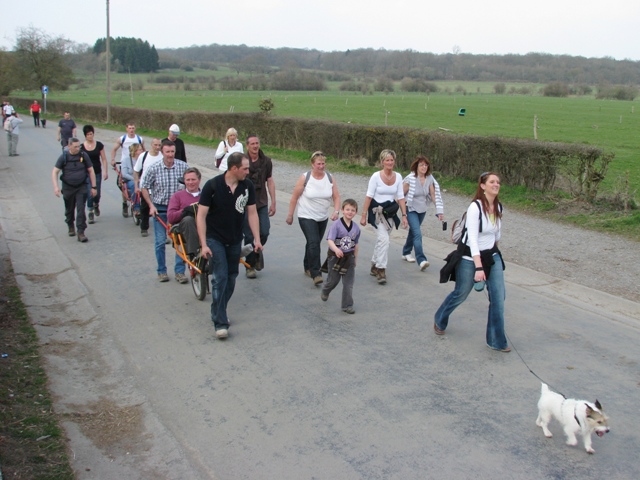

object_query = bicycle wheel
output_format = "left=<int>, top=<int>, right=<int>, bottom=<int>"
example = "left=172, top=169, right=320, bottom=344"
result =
left=191, top=266, right=208, bottom=301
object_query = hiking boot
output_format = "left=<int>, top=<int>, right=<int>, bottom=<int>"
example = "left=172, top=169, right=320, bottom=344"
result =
left=68, top=226, right=76, bottom=237
left=370, top=263, right=378, bottom=277
left=122, top=202, right=129, bottom=218
left=254, top=251, right=264, bottom=271
left=141, top=230, right=148, bottom=237
left=77, top=232, right=88, bottom=243
left=88, top=212, right=95, bottom=224
left=175, top=273, right=188, bottom=284
left=304, top=269, right=311, bottom=277
left=246, top=268, right=257, bottom=279
left=313, top=275, right=323, bottom=286
left=376, top=268, right=387, bottom=285
left=94, top=205, right=100, bottom=216
left=158, top=273, right=169, bottom=282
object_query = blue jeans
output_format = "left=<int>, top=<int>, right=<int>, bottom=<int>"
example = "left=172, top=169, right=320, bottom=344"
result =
left=243, top=205, right=270, bottom=268
left=207, top=237, right=241, bottom=330
left=152, top=206, right=185, bottom=275
left=434, top=255, right=507, bottom=350
left=86, top=176, right=102, bottom=210
left=125, top=180, right=140, bottom=210
left=402, top=211, right=427, bottom=263
left=298, top=217, right=328, bottom=277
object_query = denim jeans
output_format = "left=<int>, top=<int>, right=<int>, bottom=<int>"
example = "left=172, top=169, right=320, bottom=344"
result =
left=243, top=205, right=270, bottom=268
left=86, top=176, right=102, bottom=211
left=207, top=237, right=241, bottom=330
left=124, top=180, right=140, bottom=211
left=434, top=254, right=507, bottom=350
left=298, top=217, right=328, bottom=277
left=152, top=206, right=185, bottom=275
left=402, top=211, right=427, bottom=264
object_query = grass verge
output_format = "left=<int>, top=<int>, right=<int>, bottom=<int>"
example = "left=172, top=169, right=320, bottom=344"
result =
left=0, top=252, right=74, bottom=479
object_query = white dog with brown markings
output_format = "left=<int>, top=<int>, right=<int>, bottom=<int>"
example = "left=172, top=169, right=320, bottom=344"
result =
left=536, top=382, right=610, bottom=454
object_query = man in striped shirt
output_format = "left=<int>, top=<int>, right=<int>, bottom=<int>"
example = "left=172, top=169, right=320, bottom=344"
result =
left=141, top=140, right=189, bottom=283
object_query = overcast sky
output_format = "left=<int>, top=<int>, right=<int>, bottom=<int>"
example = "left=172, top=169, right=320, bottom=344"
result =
left=2, top=0, right=639, bottom=61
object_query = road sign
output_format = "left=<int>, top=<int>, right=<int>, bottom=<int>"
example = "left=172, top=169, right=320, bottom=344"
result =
left=42, top=85, right=49, bottom=95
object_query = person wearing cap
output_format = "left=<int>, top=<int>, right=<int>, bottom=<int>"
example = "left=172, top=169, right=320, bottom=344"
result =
left=163, top=124, right=187, bottom=162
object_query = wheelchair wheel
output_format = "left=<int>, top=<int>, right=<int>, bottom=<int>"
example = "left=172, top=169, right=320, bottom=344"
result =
left=191, top=267, right=208, bottom=301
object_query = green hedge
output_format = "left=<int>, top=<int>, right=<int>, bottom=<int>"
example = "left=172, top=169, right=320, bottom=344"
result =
left=12, top=98, right=613, bottom=196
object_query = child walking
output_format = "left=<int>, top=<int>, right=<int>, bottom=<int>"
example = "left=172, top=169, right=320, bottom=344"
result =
left=321, top=199, right=360, bottom=314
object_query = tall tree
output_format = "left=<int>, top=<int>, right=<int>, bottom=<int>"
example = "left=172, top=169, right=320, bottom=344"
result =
left=0, top=49, right=17, bottom=95
left=14, top=26, right=74, bottom=91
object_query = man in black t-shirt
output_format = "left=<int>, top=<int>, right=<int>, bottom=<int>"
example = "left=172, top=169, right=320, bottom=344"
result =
left=197, top=152, right=262, bottom=340
left=51, top=138, right=97, bottom=243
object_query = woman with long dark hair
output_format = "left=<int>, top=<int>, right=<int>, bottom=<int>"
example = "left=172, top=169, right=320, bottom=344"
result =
left=433, top=172, right=509, bottom=352
left=402, top=155, right=444, bottom=271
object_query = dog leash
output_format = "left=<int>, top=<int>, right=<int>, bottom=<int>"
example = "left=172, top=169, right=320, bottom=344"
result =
left=505, top=331, right=567, bottom=399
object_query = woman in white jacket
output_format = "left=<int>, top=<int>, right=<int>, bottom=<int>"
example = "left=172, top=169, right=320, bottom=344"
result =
left=215, top=128, right=244, bottom=171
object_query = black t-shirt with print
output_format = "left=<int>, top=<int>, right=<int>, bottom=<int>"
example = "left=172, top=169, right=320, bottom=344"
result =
left=199, top=174, right=256, bottom=245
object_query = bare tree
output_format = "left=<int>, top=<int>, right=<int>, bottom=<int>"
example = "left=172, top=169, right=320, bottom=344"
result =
left=14, top=26, right=75, bottom=91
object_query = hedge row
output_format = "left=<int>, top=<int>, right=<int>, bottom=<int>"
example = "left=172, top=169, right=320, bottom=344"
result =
left=12, top=98, right=613, bottom=195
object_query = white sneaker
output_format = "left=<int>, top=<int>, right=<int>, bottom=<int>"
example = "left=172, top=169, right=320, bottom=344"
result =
left=215, top=328, right=229, bottom=339
left=420, top=260, right=430, bottom=271
left=402, top=254, right=416, bottom=263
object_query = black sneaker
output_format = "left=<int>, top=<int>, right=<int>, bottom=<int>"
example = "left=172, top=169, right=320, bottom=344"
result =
left=94, top=205, right=100, bottom=216
left=122, top=202, right=128, bottom=218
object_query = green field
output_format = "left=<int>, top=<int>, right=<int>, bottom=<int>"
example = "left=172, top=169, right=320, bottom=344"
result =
left=14, top=70, right=640, bottom=220
left=15, top=69, right=639, bottom=196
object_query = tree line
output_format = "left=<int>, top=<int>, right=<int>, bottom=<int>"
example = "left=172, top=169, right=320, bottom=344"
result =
left=161, top=44, right=640, bottom=86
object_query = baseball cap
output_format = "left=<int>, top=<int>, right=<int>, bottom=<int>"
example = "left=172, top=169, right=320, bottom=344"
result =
left=169, top=124, right=180, bottom=135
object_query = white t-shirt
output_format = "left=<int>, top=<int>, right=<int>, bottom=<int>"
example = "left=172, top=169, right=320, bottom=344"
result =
left=366, top=171, right=404, bottom=203
left=134, top=151, right=162, bottom=185
left=119, top=133, right=143, bottom=164
left=296, top=172, right=333, bottom=221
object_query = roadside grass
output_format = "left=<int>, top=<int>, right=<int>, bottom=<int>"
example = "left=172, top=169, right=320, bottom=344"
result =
left=0, top=260, right=74, bottom=479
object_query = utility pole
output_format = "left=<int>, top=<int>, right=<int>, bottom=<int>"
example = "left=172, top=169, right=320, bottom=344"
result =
left=106, top=0, right=111, bottom=123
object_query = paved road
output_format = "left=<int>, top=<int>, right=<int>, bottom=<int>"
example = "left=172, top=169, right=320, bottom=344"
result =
left=1, top=124, right=639, bottom=479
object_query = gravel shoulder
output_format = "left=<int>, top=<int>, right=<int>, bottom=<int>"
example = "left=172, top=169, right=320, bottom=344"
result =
left=100, top=128, right=640, bottom=304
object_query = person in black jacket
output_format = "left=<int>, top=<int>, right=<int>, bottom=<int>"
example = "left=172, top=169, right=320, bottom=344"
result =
left=51, top=138, right=97, bottom=242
